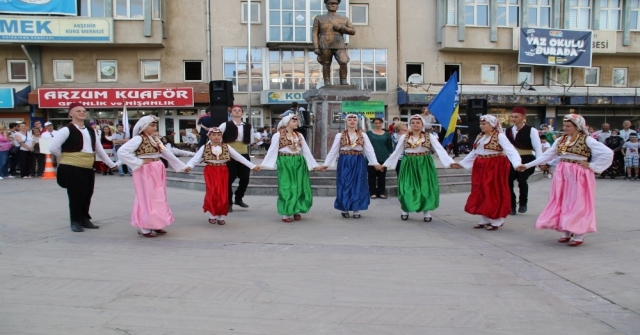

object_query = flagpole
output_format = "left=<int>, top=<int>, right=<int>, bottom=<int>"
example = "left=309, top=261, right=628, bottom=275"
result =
left=247, top=0, right=252, bottom=124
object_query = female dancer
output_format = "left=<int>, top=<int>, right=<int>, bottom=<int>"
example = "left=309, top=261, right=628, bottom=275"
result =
left=320, top=114, right=383, bottom=219
left=366, top=117, right=394, bottom=199
left=458, top=115, right=521, bottom=230
left=261, top=114, right=320, bottom=222
left=517, top=114, right=613, bottom=246
left=96, top=126, right=114, bottom=175
left=383, top=114, right=458, bottom=222
left=186, top=128, right=260, bottom=225
left=117, top=116, right=190, bottom=237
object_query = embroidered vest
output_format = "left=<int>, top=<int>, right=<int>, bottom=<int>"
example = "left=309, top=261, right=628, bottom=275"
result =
left=134, top=135, right=160, bottom=156
left=474, top=131, right=503, bottom=151
left=339, top=130, right=365, bottom=148
left=558, top=133, right=591, bottom=158
left=506, top=124, right=534, bottom=150
left=403, top=131, right=431, bottom=150
left=61, top=123, right=96, bottom=153
left=278, top=129, right=301, bottom=149
left=203, top=142, right=230, bottom=161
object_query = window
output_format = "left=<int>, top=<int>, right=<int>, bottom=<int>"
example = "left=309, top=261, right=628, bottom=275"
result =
left=632, top=0, right=640, bottom=30
left=497, top=0, right=519, bottom=27
left=598, top=0, right=620, bottom=30
left=141, top=60, right=160, bottom=82
left=464, top=0, right=489, bottom=26
left=481, top=65, right=498, bottom=84
left=80, top=0, right=106, bottom=17
left=251, top=109, right=264, bottom=128
left=53, top=60, right=74, bottom=82
left=518, top=66, right=533, bottom=84
left=7, top=60, right=28, bottom=82
left=152, top=0, right=161, bottom=19
left=555, top=67, right=571, bottom=85
left=242, top=1, right=261, bottom=24
left=184, top=61, right=203, bottom=81
left=349, top=49, right=387, bottom=92
left=224, top=47, right=263, bottom=92
left=446, top=0, right=456, bottom=25
left=350, top=4, right=368, bottom=25
left=584, top=67, right=599, bottom=86
left=528, top=0, right=551, bottom=27
left=97, top=60, right=117, bottom=82
left=406, top=64, right=423, bottom=82
left=269, top=49, right=306, bottom=89
left=115, top=0, right=144, bottom=19
left=445, top=64, right=461, bottom=82
left=568, top=0, right=591, bottom=29
left=267, top=0, right=347, bottom=43
left=613, top=68, right=627, bottom=87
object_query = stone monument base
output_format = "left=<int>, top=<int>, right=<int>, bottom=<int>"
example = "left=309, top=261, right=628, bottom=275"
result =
left=304, top=87, right=372, bottom=159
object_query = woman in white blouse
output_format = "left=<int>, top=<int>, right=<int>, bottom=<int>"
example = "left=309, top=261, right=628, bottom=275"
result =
left=261, top=114, right=320, bottom=223
left=458, top=115, right=522, bottom=231
left=117, top=116, right=190, bottom=238
left=186, top=128, right=260, bottom=226
left=13, top=122, right=33, bottom=179
left=516, top=114, right=613, bottom=246
left=383, top=114, right=459, bottom=222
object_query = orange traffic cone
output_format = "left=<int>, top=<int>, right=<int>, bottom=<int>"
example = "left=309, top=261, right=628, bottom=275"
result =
left=41, top=154, right=56, bottom=180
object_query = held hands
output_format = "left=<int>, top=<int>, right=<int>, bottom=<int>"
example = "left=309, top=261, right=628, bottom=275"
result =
left=252, top=166, right=261, bottom=172
left=450, top=163, right=462, bottom=169
left=182, top=167, right=192, bottom=173
left=314, top=166, right=329, bottom=172
left=374, top=164, right=385, bottom=172
left=515, top=164, right=528, bottom=172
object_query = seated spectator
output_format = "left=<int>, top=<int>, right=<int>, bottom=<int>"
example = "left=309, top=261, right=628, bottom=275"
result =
left=179, top=129, right=198, bottom=151
left=457, top=137, right=471, bottom=154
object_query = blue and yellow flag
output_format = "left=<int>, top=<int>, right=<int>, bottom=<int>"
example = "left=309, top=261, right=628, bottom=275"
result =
left=428, top=72, right=460, bottom=146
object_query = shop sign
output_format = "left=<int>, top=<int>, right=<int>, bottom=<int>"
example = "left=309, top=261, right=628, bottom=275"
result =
left=38, top=88, right=195, bottom=108
left=0, top=88, right=15, bottom=108
left=0, top=16, right=113, bottom=43
left=340, top=101, right=385, bottom=118
left=261, top=90, right=307, bottom=104
left=0, top=0, right=77, bottom=16
left=592, top=30, right=616, bottom=54
left=519, top=28, right=592, bottom=68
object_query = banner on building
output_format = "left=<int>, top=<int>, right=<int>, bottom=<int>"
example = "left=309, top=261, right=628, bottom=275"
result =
left=38, top=88, right=195, bottom=108
left=341, top=101, right=385, bottom=119
left=0, top=16, right=113, bottom=43
left=0, top=88, right=15, bottom=108
left=0, top=0, right=77, bottom=16
left=519, top=28, right=592, bottom=68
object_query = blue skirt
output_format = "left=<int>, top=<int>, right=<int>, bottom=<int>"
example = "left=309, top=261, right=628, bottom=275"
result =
left=335, top=153, right=370, bottom=211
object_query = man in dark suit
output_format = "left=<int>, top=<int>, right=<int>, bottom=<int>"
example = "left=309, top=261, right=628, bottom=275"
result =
left=197, top=107, right=213, bottom=148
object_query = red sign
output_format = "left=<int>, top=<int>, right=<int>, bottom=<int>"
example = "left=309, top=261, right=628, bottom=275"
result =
left=38, top=88, right=195, bottom=108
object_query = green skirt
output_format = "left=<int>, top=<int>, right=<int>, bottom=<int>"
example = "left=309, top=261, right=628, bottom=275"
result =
left=276, top=155, right=313, bottom=216
left=398, top=154, right=440, bottom=213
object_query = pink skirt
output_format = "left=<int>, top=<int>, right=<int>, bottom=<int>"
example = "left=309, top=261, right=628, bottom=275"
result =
left=535, top=161, right=597, bottom=235
left=130, top=160, right=174, bottom=229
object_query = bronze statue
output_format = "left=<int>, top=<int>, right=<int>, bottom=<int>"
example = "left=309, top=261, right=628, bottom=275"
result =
left=312, top=0, right=356, bottom=86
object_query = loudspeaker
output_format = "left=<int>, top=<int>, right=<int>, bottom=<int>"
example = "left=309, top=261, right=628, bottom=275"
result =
left=209, top=80, right=234, bottom=106
left=466, top=98, right=487, bottom=122
left=209, top=104, right=229, bottom=128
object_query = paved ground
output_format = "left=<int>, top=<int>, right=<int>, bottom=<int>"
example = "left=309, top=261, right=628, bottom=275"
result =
left=1, top=169, right=639, bottom=334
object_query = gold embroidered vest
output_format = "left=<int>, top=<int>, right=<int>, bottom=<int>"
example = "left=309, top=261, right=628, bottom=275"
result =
left=403, top=131, right=431, bottom=150
left=558, top=133, right=591, bottom=158
left=278, top=129, right=301, bottom=149
left=203, top=142, right=230, bottom=161
left=474, top=131, right=503, bottom=151
left=134, top=135, right=160, bottom=156
left=339, top=130, right=365, bottom=147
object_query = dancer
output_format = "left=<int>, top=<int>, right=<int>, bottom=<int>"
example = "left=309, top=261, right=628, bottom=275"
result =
left=516, top=114, right=613, bottom=246
left=117, top=116, right=190, bottom=237
left=49, top=102, right=117, bottom=232
left=220, top=105, right=255, bottom=212
left=320, top=114, right=383, bottom=219
left=186, top=127, right=260, bottom=225
left=383, top=114, right=459, bottom=222
left=459, top=115, right=521, bottom=230
left=261, top=115, right=320, bottom=223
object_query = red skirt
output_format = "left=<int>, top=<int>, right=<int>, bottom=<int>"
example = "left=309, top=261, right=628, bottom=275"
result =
left=203, top=165, right=229, bottom=216
left=464, top=155, right=512, bottom=219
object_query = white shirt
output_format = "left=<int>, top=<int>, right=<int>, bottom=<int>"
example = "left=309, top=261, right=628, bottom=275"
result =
left=254, top=132, right=264, bottom=146
left=218, top=120, right=256, bottom=144
left=261, top=132, right=319, bottom=170
left=459, top=133, right=522, bottom=170
left=383, top=133, right=455, bottom=168
left=620, top=129, right=638, bottom=142
left=40, top=130, right=58, bottom=139
left=187, top=142, right=256, bottom=169
left=13, top=132, right=33, bottom=151
left=49, top=124, right=116, bottom=168
left=323, top=132, right=380, bottom=167
left=508, top=125, right=543, bottom=157
left=181, top=132, right=198, bottom=144
left=524, top=136, right=613, bottom=173
left=116, top=135, right=187, bottom=172
left=165, top=143, right=195, bottom=157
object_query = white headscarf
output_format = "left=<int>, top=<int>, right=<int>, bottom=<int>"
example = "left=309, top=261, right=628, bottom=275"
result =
left=207, top=127, right=222, bottom=135
left=280, top=114, right=299, bottom=129
left=132, top=115, right=159, bottom=136
left=563, top=114, right=589, bottom=135
left=480, top=115, right=503, bottom=133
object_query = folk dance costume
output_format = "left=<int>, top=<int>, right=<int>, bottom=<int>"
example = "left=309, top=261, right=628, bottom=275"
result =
left=117, top=116, right=188, bottom=237
left=522, top=114, right=613, bottom=246
left=322, top=119, right=381, bottom=218
left=186, top=128, right=256, bottom=225
left=383, top=115, right=455, bottom=221
left=219, top=107, right=255, bottom=210
left=261, top=115, right=320, bottom=222
left=459, top=115, right=522, bottom=230
left=49, top=103, right=117, bottom=232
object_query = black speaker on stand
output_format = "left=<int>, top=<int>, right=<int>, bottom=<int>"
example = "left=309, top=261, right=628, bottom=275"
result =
left=209, top=80, right=235, bottom=127
left=466, top=99, right=487, bottom=141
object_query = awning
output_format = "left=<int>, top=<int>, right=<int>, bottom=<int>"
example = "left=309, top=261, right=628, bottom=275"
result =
left=0, top=84, right=31, bottom=108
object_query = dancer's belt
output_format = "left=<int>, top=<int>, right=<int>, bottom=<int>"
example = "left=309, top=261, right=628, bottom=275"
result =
left=205, top=162, right=227, bottom=167
left=278, top=152, right=300, bottom=156
left=142, top=158, right=160, bottom=163
left=477, top=153, right=504, bottom=159
left=405, top=152, right=430, bottom=156
left=340, top=150, right=362, bottom=155
left=560, top=158, right=587, bottom=166
left=516, top=148, right=534, bottom=155
left=59, top=152, right=95, bottom=169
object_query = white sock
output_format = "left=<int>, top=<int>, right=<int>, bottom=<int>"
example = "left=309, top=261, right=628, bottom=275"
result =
left=209, top=214, right=216, bottom=220
left=424, top=211, right=432, bottom=218
left=140, top=228, right=151, bottom=234
left=283, top=215, right=291, bottom=219
left=217, top=215, right=224, bottom=220
left=572, top=233, right=586, bottom=241
left=401, top=211, right=409, bottom=216
left=353, top=211, right=359, bottom=214
left=480, top=216, right=491, bottom=224
left=562, top=231, right=572, bottom=238
left=490, top=218, right=504, bottom=227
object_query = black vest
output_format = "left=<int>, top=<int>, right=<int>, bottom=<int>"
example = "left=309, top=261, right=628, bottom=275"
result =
left=61, top=123, right=96, bottom=152
left=506, top=125, right=533, bottom=150
left=222, top=121, right=252, bottom=144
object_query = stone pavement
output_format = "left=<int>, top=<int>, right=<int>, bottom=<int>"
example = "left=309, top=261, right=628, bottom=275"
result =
left=0, top=172, right=639, bottom=334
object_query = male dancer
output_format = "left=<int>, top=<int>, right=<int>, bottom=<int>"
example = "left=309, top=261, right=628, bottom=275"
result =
left=50, top=102, right=117, bottom=232
left=219, top=105, right=255, bottom=212
left=506, top=107, right=542, bottom=215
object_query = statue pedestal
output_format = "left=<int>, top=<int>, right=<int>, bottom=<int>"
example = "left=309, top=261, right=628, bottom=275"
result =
left=304, top=86, right=371, bottom=159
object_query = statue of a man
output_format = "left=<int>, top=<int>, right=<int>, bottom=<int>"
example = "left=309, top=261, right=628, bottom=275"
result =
left=312, top=0, right=356, bottom=86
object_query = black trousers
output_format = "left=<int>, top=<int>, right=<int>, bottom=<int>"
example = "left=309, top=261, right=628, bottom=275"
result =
left=57, top=164, right=95, bottom=224
left=509, top=154, right=536, bottom=208
left=18, top=150, right=33, bottom=178
left=367, top=165, right=387, bottom=196
left=228, top=153, right=251, bottom=203
left=395, top=159, right=402, bottom=175
left=452, top=132, right=459, bottom=156
left=9, top=149, right=19, bottom=175
left=32, top=153, right=45, bottom=176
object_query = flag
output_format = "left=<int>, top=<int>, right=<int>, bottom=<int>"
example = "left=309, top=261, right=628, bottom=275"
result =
left=428, top=72, right=460, bottom=146
left=122, top=105, right=130, bottom=136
